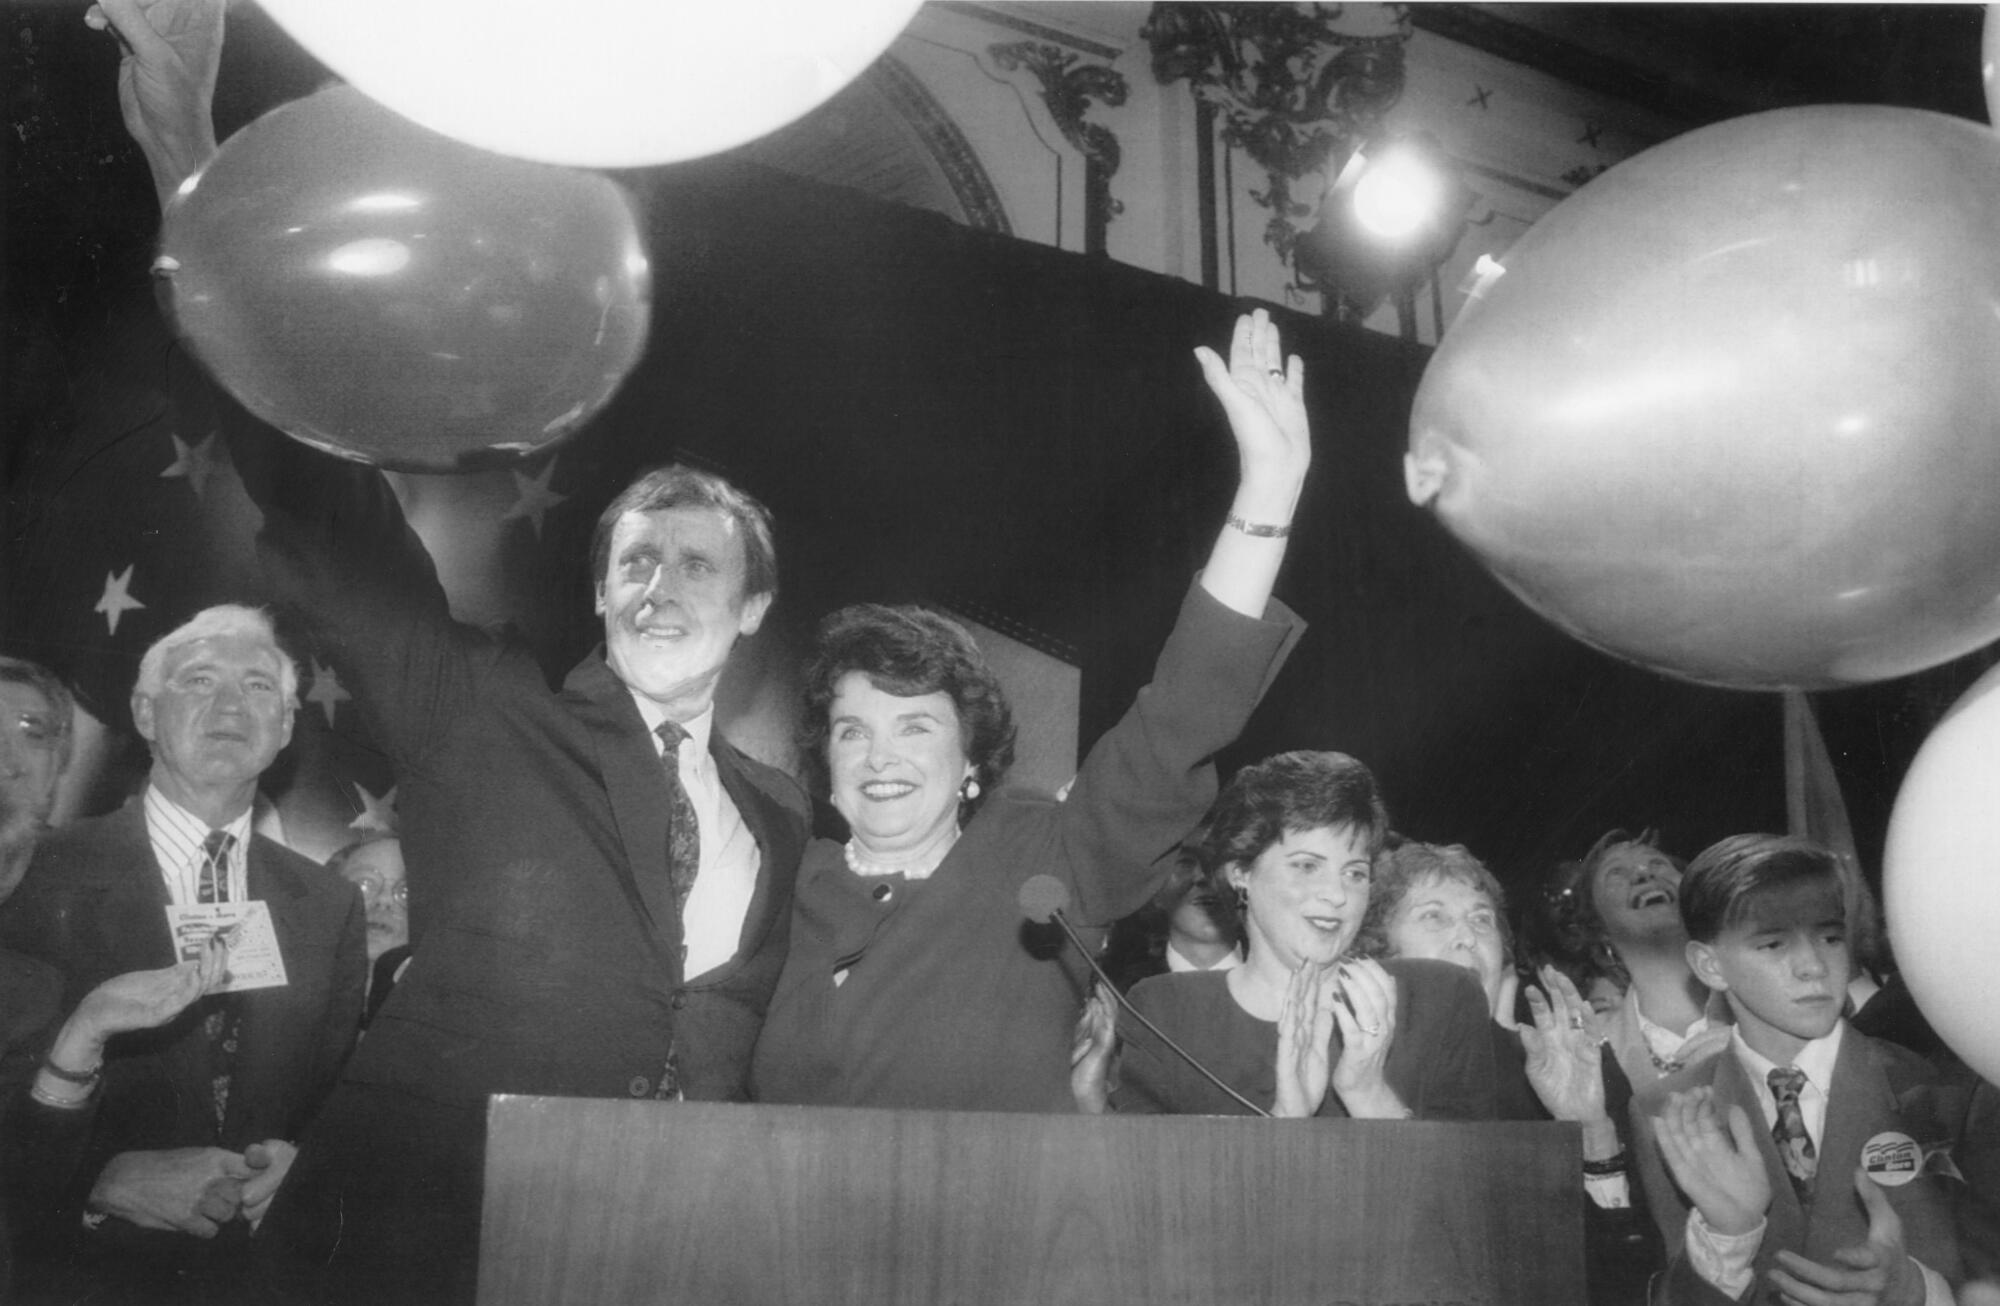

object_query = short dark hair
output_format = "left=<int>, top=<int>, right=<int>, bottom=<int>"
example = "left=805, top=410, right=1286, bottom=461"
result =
left=588, top=465, right=778, bottom=601
left=1197, top=751, right=1389, bottom=879
left=0, top=654, right=76, bottom=776
left=799, top=604, right=1017, bottom=800
left=1679, top=833, right=1843, bottom=944
left=1358, top=838, right=1513, bottom=964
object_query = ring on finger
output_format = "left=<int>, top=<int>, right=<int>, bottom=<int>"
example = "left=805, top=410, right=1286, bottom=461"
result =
left=1361, top=1022, right=1382, bottom=1037
left=1266, top=367, right=1284, bottom=380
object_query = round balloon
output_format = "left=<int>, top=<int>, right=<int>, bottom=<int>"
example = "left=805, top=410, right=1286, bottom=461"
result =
left=258, top=0, right=922, bottom=168
left=1406, top=106, right=2000, bottom=690
left=1884, top=661, right=2000, bottom=1084
left=158, top=85, right=651, bottom=471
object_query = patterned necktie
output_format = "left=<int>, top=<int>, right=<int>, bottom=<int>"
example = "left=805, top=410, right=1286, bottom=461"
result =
left=654, top=721, right=701, bottom=919
left=653, top=721, right=700, bottom=1102
left=1768, top=1065, right=1818, bottom=1201
left=198, top=829, right=234, bottom=903
left=198, top=829, right=240, bottom=1137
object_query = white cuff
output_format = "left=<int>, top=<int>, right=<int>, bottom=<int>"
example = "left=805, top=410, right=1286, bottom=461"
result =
left=1583, top=1171, right=1631, bottom=1210
left=1683, top=1207, right=1764, bottom=1299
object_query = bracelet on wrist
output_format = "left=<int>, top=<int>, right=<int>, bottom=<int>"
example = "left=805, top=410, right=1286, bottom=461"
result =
left=1225, top=513, right=1291, bottom=539
left=29, top=1082, right=94, bottom=1111
left=41, top=1055, right=102, bottom=1087
left=1581, top=1150, right=1629, bottom=1177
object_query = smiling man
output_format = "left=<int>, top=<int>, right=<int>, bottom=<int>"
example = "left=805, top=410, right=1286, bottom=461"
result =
left=229, top=449, right=809, bottom=1306
left=0, top=607, right=366, bottom=1305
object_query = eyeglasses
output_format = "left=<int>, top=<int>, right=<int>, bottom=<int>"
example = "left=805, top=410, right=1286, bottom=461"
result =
left=353, top=876, right=409, bottom=906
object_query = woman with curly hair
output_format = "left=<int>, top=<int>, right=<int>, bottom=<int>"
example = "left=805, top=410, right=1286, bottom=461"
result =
left=751, top=310, right=1310, bottom=1111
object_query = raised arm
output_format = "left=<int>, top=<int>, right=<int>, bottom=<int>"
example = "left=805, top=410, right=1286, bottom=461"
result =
left=85, top=0, right=224, bottom=210
left=1193, top=307, right=1311, bottom=618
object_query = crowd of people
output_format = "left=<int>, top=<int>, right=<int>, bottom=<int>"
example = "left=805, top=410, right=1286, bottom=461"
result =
left=2, top=3, right=1997, bottom=1305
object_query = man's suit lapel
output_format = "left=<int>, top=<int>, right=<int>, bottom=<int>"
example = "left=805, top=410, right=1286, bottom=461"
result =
left=1805, top=1030, right=1898, bottom=1261
left=83, top=803, right=180, bottom=973
left=562, top=653, right=675, bottom=956
left=711, top=741, right=803, bottom=975
left=1711, top=1048, right=1811, bottom=1252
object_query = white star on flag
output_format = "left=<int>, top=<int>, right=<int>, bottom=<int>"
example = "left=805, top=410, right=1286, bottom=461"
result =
left=94, top=565, right=145, bottom=636
left=160, top=431, right=220, bottom=498
left=305, top=659, right=352, bottom=728
left=350, top=782, right=399, bottom=835
left=503, top=458, right=567, bottom=538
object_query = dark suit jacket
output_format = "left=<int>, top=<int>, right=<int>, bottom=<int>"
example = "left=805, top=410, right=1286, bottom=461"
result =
left=1112, top=957, right=1499, bottom=1119
left=224, top=407, right=809, bottom=1304
left=0, top=803, right=366, bottom=1300
left=1633, top=1024, right=1970, bottom=1303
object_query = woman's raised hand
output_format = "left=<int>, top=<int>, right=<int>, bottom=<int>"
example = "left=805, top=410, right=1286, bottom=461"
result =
left=1193, top=308, right=1311, bottom=504
left=1195, top=309, right=1312, bottom=618
left=1520, top=965, right=1610, bottom=1125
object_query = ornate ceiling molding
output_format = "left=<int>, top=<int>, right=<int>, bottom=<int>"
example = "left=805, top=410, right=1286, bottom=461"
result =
left=1143, top=3, right=1412, bottom=271
left=987, top=42, right=1129, bottom=253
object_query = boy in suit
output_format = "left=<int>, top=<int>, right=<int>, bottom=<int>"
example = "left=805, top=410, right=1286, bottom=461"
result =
left=1633, top=834, right=1969, bottom=1305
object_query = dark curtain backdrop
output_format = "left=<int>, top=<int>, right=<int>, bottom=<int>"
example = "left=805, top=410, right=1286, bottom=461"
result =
left=7, top=7, right=1992, bottom=910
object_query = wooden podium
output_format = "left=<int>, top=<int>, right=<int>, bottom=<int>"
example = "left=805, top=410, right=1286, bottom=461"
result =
left=480, top=1096, right=1584, bottom=1305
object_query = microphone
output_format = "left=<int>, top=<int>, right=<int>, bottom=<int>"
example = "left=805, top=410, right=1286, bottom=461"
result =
left=1020, top=874, right=1270, bottom=1118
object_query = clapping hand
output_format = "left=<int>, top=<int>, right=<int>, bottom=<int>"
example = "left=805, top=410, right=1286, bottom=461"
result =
left=1069, top=982, right=1118, bottom=1115
left=1327, top=958, right=1405, bottom=1118
left=1766, top=1166, right=1925, bottom=1306
left=1520, top=965, right=1608, bottom=1124
left=1272, top=961, right=1337, bottom=1118
left=1651, top=1086, right=1772, bottom=1237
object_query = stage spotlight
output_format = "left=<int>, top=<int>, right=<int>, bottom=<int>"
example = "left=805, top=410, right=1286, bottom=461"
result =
left=1352, top=142, right=1451, bottom=242
left=1296, top=132, right=1473, bottom=324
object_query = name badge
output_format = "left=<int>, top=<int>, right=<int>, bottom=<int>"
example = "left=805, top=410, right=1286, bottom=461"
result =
left=165, top=900, right=289, bottom=992
left=1861, top=1131, right=1920, bottom=1187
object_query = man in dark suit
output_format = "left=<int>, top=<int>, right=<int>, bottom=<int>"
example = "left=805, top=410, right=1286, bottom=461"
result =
left=230, top=420, right=809, bottom=1306
left=86, top=6, right=812, bottom=1300
left=0, top=607, right=367, bottom=1305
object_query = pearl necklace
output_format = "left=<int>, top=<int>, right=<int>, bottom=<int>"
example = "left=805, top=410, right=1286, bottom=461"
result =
left=842, top=826, right=961, bottom=882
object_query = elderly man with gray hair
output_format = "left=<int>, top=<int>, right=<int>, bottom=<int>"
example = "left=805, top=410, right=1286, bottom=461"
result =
left=0, top=605, right=365, bottom=1306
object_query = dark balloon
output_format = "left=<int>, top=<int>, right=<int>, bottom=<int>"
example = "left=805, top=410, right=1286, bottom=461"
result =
left=1407, top=106, right=2000, bottom=690
left=157, top=85, right=650, bottom=471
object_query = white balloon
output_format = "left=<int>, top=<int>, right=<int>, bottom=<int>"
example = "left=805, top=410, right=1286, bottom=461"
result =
left=258, top=0, right=923, bottom=168
left=1883, top=660, right=2000, bottom=1084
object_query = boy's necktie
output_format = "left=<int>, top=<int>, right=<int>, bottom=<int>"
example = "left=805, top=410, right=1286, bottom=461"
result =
left=1767, top=1065, right=1818, bottom=1201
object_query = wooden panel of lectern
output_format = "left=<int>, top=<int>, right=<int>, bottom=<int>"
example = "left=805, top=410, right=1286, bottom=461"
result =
left=480, top=1096, right=1583, bottom=1305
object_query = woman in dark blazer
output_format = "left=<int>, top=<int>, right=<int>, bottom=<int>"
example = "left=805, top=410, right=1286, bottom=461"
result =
left=751, top=310, right=1310, bottom=1112
left=1108, top=751, right=1497, bottom=1119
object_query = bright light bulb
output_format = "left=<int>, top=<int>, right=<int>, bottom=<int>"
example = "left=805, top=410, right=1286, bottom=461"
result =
left=1352, top=149, right=1445, bottom=241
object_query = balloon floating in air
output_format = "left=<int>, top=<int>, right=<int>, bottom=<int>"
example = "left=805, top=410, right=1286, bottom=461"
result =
left=1407, top=106, right=2000, bottom=690
left=258, top=0, right=923, bottom=168
left=158, top=85, right=651, bottom=472
left=1884, top=660, right=2000, bottom=1085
